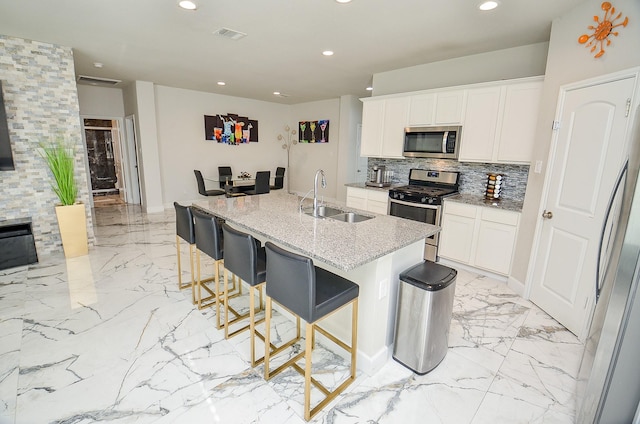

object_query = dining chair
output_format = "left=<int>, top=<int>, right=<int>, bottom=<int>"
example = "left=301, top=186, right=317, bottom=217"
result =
left=270, top=167, right=285, bottom=190
left=263, top=241, right=359, bottom=421
left=194, top=170, right=225, bottom=196
left=245, top=171, right=270, bottom=195
left=218, top=166, right=233, bottom=189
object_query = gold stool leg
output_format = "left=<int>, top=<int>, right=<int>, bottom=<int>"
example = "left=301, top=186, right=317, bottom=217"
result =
left=215, top=259, right=222, bottom=329
left=304, top=322, right=314, bottom=421
left=264, top=296, right=272, bottom=378
left=224, top=267, right=230, bottom=339
left=189, top=244, right=195, bottom=304
left=250, top=285, right=256, bottom=366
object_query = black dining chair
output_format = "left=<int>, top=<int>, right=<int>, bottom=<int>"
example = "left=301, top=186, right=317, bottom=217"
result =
left=270, top=167, right=285, bottom=190
left=245, top=171, right=270, bottom=195
left=194, top=170, right=225, bottom=197
left=218, top=166, right=233, bottom=189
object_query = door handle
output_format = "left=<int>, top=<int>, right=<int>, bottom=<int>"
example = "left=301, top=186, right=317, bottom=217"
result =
left=542, top=210, right=553, bottom=219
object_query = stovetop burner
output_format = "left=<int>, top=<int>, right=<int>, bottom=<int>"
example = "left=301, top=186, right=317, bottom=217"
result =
left=389, top=169, right=460, bottom=205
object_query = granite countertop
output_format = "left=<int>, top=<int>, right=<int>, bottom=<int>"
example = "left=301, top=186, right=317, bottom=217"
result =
left=193, top=192, right=438, bottom=271
left=445, top=193, right=524, bottom=212
left=344, top=182, right=400, bottom=192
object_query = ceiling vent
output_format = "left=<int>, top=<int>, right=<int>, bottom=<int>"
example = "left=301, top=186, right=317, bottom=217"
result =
left=77, top=75, right=122, bottom=86
left=212, top=27, right=247, bottom=41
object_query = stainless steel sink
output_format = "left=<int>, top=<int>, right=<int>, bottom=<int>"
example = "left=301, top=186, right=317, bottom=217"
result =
left=301, top=206, right=373, bottom=223
left=302, top=205, right=344, bottom=218
left=327, top=212, right=373, bottom=223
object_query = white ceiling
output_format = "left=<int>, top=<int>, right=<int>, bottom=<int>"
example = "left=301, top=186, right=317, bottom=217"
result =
left=0, top=0, right=586, bottom=105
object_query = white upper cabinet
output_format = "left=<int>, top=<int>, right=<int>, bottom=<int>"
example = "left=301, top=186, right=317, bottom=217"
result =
left=459, top=78, right=542, bottom=164
left=458, top=86, right=503, bottom=162
left=434, top=90, right=465, bottom=124
left=381, top=97, right=409, bottom=158
left=360, top=99, right=386, bottom=157
left=360, top=97, right=408, bottom=158
left=496, top=81, right=543, bottom=163
left=408, top=93, right=436, bottom=126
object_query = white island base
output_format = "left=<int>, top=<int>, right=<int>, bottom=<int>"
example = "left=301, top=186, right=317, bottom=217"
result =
left=309, top=239, right=425, bottom=375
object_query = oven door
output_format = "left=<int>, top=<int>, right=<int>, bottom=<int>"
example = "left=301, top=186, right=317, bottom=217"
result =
left=388, top=198, right=441, bottom=261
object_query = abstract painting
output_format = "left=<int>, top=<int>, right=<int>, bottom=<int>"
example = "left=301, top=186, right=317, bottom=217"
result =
left=204, top=114, right=259, bottom=144
left=298, top=120, right=329, bottom=143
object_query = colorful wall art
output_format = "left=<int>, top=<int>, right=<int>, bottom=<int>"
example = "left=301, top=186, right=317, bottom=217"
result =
left=204, top=114, right=259, bottom=144
left=298, top=120, right=329, bottom=143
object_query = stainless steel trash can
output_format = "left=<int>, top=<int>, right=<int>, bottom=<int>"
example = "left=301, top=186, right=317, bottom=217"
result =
left=392, top=261, right=457, bottom=374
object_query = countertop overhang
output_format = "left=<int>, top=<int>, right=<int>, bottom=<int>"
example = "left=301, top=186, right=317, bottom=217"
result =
left=193, top=192, right=439, bottom=271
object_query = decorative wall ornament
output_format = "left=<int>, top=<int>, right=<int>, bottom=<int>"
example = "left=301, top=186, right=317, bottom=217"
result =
left=578, top=1, right=628, bottom=58
left=298, top=120, right=329, bottom=143
left=204, top=113, right=259, bottom=144
left=277, top=125, right=297, bottom=193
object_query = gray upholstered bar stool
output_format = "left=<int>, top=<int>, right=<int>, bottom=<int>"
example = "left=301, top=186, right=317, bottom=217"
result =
left=221, top=223, right=273, bottom=366
left=192, top=208, right=237, bottom=329
left=263, top=242, right=359, bottom=421
left=174, top=202, right=196, bottom=303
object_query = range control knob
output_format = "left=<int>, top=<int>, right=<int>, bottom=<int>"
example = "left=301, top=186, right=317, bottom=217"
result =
left=420, top=197, right=427, bottom=203
left=399, top=193, right=405, bottom=200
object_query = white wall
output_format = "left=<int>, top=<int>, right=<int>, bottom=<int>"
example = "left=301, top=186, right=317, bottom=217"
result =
left=154, top=85, right=289, bottom=206
left=288, top=99, right=341, bottom=200
left=512, top=0, right=640, bottom=289
left=372, top=42, right=549, bottom=96
left=77, top=85, right=125, bottom=117
left=336, top=95, right=363, bottom=202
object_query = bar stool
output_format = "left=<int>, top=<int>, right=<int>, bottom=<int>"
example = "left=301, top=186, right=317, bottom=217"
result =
left=263, top=242, right=359, bottom=421
left=174, top=202, right=195, bottom=304
left=220, top=224, right=266, bottom=364
left=192, top=208, right=237, bottom=329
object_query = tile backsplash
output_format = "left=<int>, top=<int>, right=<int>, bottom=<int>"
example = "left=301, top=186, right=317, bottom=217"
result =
left=369, top=158, right=529, bottom=202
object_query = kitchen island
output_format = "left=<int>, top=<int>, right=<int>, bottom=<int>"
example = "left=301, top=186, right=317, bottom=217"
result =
left=193, top=191, right=439, bottom=374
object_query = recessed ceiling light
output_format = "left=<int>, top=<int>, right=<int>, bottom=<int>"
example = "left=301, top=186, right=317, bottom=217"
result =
left=178, top=1, right=197, bottom=10
left=366, top=86, right=373, bottom=91
left=93, top=62, right=103, bottom=68
left=336, top=0, right=352, bottom=3
left=273, top=91, right=281, bottom=96
left=478, top=1, right=499, bottom=11
left=322, top=50, right=334, bottom=56
left=217, top=81, right=226, bottom=86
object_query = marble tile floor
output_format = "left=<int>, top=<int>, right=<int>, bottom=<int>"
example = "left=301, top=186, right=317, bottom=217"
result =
left=0, top=205, right=584, bottom=424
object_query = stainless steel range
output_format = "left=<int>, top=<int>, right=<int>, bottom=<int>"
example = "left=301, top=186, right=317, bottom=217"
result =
left=388, top=169, right=459, bottom=261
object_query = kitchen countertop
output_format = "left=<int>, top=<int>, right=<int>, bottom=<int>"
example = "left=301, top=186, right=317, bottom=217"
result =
left=445, top=193, right=524, bottom=212
left=344, top=182, right=399, bottom=192
left=193, top=191, right=439, bottom=271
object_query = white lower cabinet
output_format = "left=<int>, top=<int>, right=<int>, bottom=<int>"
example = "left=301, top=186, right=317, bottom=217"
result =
left=439, top=201, right=520, bottom=276
left=346, top=187, right=389, bottom=214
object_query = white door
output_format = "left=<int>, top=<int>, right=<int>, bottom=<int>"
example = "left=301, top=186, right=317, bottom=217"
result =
left=529, top=75, right=636, bottom=338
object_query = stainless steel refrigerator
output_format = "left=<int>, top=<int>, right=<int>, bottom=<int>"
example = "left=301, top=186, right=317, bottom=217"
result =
left=576, top=104, right=640, bottom=423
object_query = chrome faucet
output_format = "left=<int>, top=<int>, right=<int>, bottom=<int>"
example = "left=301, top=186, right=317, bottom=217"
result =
left=313, top=169, right=326, bottom=217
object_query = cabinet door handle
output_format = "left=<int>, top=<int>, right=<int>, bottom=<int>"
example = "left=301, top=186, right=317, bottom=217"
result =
left=542, top=210, right=553, bottom=219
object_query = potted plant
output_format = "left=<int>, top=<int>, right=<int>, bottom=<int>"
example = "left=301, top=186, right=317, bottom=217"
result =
left=40, top=137, right=88, bottom=258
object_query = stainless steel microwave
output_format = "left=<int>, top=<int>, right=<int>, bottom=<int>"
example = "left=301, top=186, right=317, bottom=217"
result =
left=403, top=125, right=462, bottom=159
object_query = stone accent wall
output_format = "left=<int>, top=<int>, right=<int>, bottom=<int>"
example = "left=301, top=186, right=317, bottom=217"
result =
left=369, top=157, right=529, bottom=202
left=0, top=35, right=93, bottom=257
